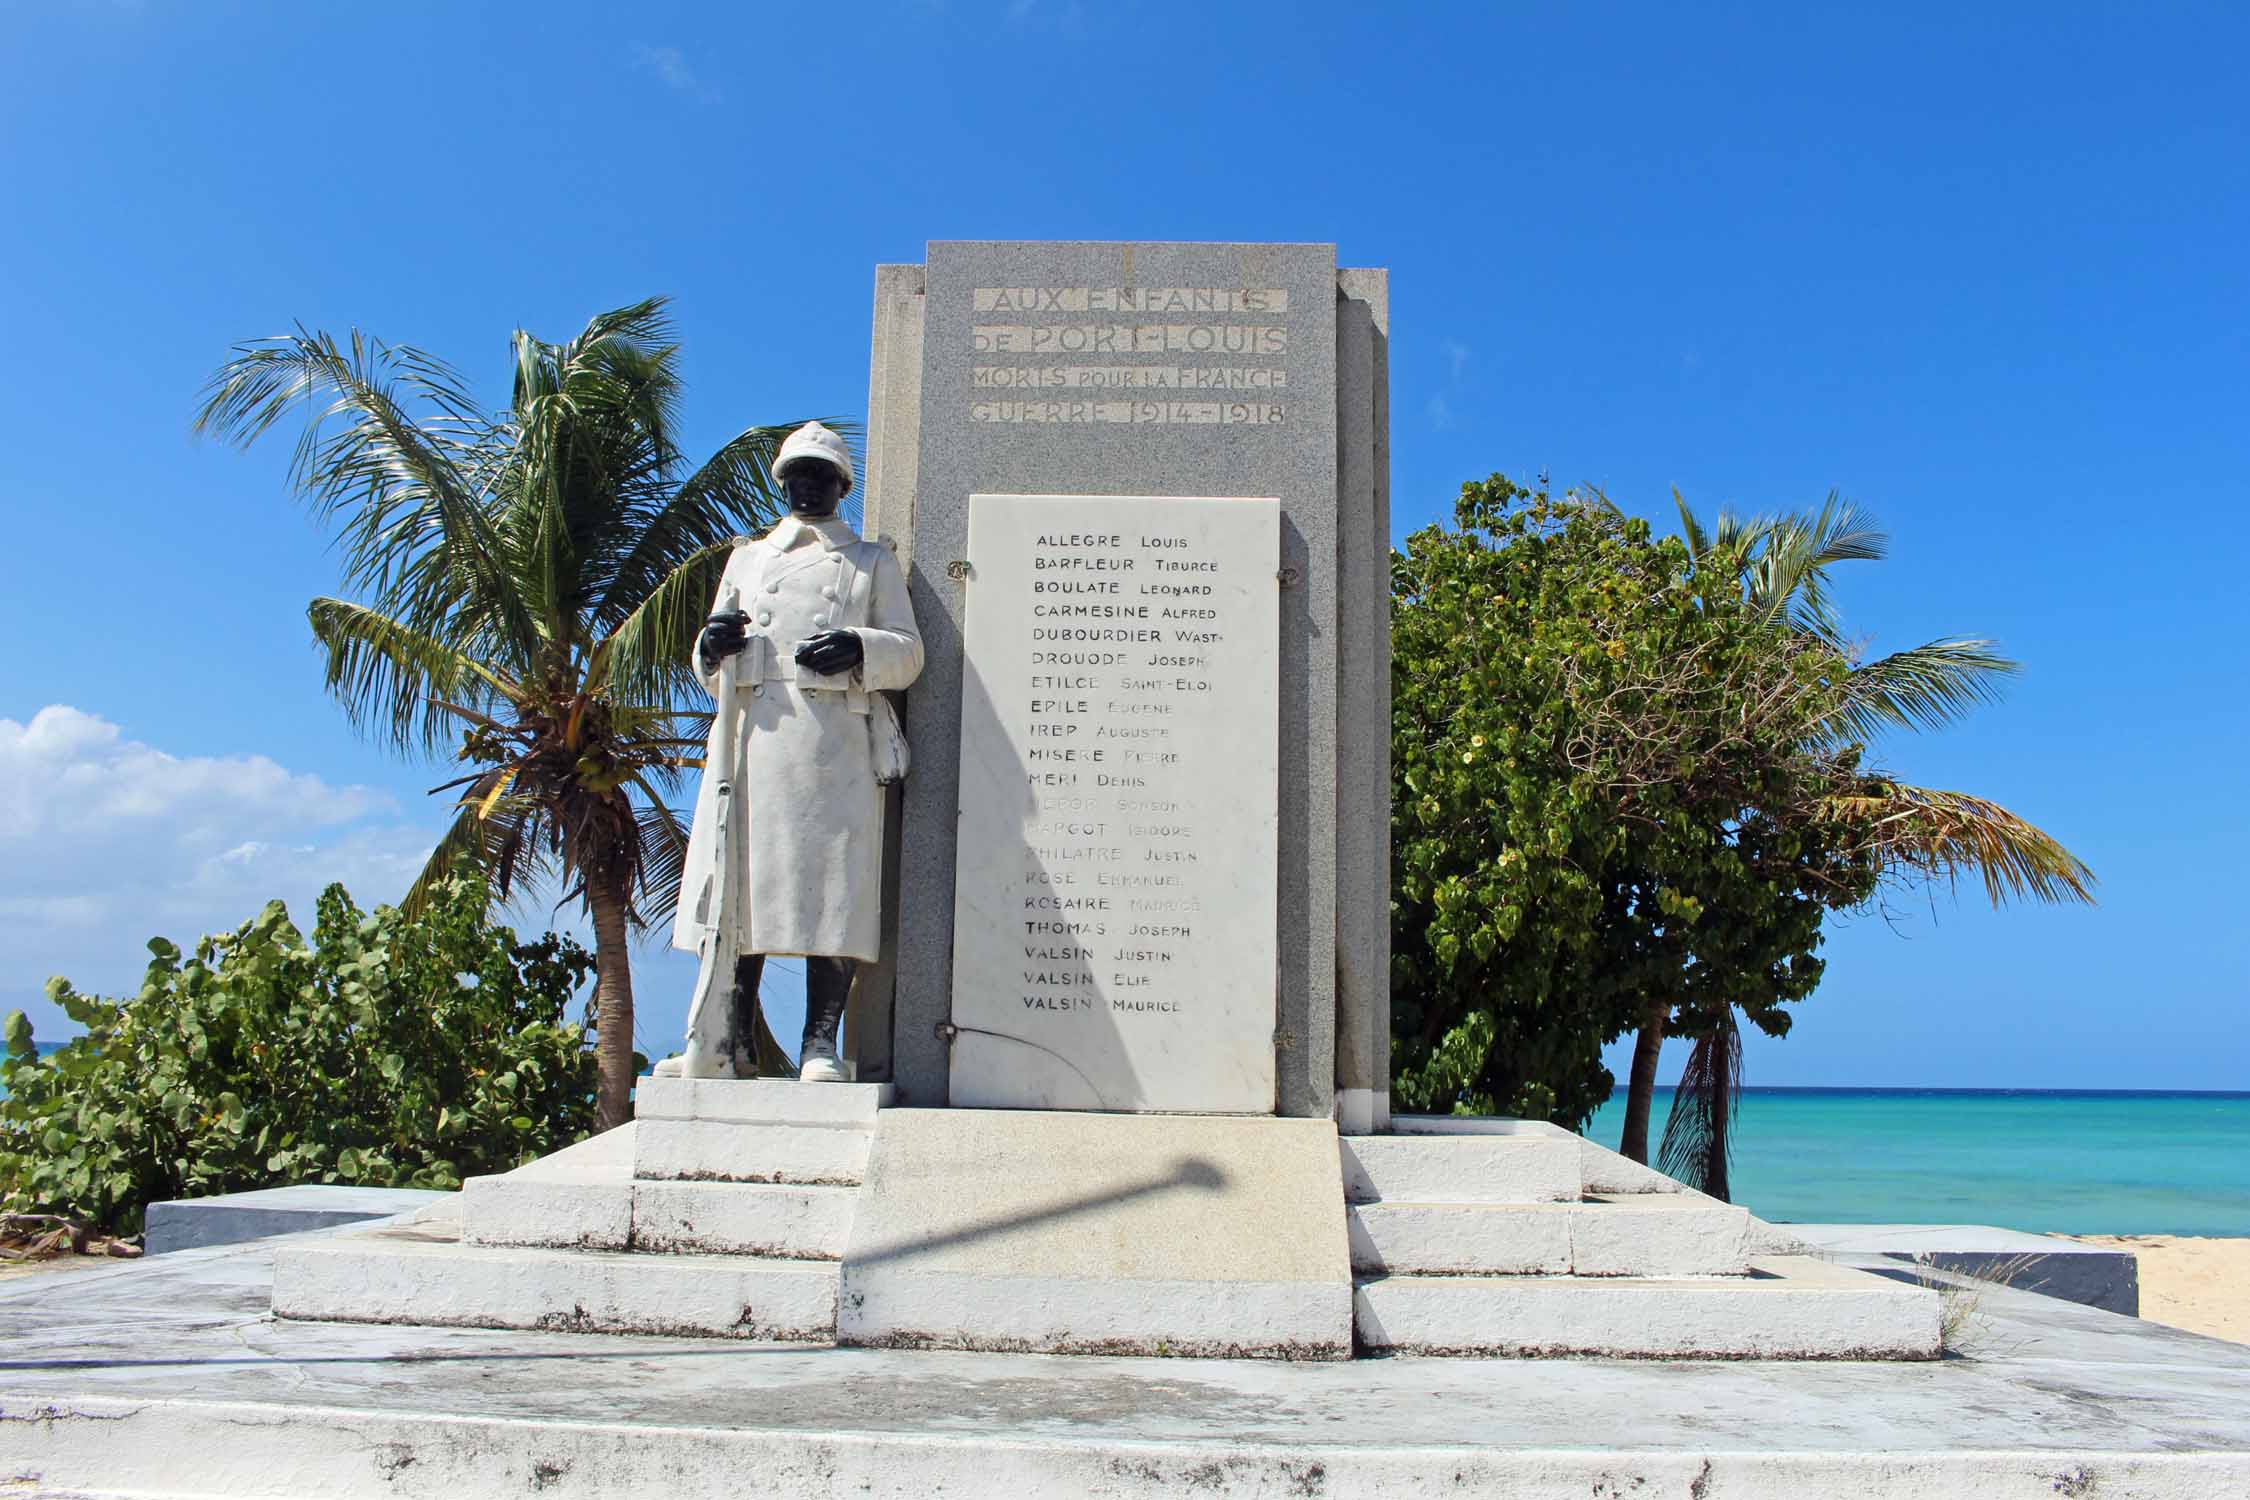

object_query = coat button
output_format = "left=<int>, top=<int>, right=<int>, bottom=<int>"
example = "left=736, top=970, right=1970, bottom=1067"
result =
left=750, top=684, right=764, bottom=697
left=814, top=616, right=830, bottom=627
left=758, top=611, right=773, bottom=625
left=766, top=582, right=780, bottom=593
left=821, top=586, right=838, bottom=599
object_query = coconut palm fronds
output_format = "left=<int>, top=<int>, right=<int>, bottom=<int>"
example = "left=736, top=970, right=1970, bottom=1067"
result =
left=1829, top=781, right=2098, bottom=908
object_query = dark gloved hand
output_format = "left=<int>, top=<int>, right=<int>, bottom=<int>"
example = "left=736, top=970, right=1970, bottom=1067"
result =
left=698, top=610, right=750, bottom=674
left=794, top=629, right=864, bottom=676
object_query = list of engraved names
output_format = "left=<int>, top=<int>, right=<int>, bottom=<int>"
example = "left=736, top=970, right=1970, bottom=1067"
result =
left=970, top=287, right=1291, bottom=427
left=948, top=494, right=1280, bottom=1112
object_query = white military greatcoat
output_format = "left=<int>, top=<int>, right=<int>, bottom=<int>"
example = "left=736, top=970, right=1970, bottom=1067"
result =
left=671, top=514, right=923, bottom=962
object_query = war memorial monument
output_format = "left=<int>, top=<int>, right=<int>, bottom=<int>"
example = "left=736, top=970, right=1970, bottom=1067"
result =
left=8, top=244, right=2249, bottom=1498
left=260, top=239, right=1942, bottom=1361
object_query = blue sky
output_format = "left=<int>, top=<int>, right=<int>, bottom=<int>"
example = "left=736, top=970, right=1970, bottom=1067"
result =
left=1, top=2, right=2243, bottom=1091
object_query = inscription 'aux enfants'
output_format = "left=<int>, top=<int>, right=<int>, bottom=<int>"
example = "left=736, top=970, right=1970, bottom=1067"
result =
left=970, top=287, right=1291, bottom=427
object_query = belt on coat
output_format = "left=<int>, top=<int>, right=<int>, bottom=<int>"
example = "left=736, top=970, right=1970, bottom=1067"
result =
left=737, top=636, right=869, bottom=713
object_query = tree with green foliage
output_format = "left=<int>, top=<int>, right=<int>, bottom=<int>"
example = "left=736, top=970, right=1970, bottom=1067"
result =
left=1391, top=477, right=1882, bottom=1129
left=1, top=873, right=597, bottom=1236
left=1633, top=494, right=2095, bottom=1195
left=195, top=299, right=824, bottom=1126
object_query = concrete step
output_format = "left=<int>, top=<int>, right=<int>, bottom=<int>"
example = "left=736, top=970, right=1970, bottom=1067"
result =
left=1348, top=1194, right=1752, bottom=1277
left=635, top=1076, right=893, bottom=1129
left=1341, top=1133, right=1578, bottom=1205
left=634, top=1117, right=873, bottom=1185
left=1388, top=1114, right=1694, bottom=1197
left=273, top=1216, right=839, bottom=1340
left=465, top=1172, right=857, bottom=1259
left=1354, top=1255, right=1941, bottom=1359
left=632, top=1179, right=856, bottom=1258
left=459, top=1125, right=638, bottom=1248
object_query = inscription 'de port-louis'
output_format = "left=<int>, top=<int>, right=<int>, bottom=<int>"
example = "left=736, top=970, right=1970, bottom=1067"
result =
left=968, top=288, right=1291, bottom=427
left=947, top=494, right=1280, bottom=1113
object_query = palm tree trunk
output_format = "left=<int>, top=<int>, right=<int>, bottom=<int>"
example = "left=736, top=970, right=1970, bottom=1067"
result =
left=587, top=872, right=637, bottom=1131
left=1619, top=1001, right=1668, bottom=1164
left=1656, top=1011, right=1743, bottom=1201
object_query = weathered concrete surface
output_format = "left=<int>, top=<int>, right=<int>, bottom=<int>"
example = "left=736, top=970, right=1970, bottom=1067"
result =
left=839, top=1108, right=1351, bottom=1358
left=143, top=1184, right=448, bottom=1255
left=1772, top=1222, right=2141, bottom=1316
left=5, top=1232, right=2250, bottom=1498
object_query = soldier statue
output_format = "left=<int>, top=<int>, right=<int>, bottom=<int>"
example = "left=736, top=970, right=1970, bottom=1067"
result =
left=662, top=421, right=923, bottom=1083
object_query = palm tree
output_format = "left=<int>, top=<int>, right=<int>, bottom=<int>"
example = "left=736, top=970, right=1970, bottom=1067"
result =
left=1617, top=493, right=2096, bottom=1188
left=196, top=298, right=825, bottom=1128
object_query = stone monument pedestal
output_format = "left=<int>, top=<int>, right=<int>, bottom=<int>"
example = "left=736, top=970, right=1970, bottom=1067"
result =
left=838, top=1109, right=1350, bottom=1358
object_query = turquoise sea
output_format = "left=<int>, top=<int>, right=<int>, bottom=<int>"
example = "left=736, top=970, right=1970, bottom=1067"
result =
left=1584, top=1087, right=2250, bottom=1237
left=9, top=1041, right=2245, bottom=1235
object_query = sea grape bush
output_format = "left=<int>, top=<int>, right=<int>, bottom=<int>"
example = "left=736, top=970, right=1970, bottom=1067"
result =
left=1389, top=477, right=1877, bottom=1127
left=0, top=871, right=602, bottom=1235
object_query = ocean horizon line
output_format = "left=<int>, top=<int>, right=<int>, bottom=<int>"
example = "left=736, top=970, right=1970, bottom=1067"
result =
left=13, top=1039, right=2242, bottom=1099
left=1634, top=1084, right=2250, bottom=1100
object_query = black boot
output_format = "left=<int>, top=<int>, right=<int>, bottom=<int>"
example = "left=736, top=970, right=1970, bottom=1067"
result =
left=799, top=957, right=856, bottom=1083
left=723, top=953, right=765, bottom=1079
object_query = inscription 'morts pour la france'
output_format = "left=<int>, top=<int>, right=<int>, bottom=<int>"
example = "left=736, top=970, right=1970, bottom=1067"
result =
left=948, top=494, right=1280, bottom=1114
left=969, top=288, right=1293, bottom=426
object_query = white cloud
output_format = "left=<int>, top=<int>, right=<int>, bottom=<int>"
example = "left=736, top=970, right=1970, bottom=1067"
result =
left=1426, top=393, right=1454, bottom=431
left=0, top=706, right=442, bottom=1033
left=1001, top=0, right=1089, bottom=33
left=1442, top=338, right=1472, bottom=380
left=632, top=43, right=719, bottom=102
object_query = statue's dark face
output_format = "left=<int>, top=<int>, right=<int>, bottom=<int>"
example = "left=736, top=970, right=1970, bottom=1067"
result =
left=783, top=460, right=848, bottom=519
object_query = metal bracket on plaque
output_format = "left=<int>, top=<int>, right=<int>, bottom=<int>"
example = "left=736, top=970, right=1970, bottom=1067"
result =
left=1277, top=567, right=1300, bottom=588
left=946, top=560, right=972, bottom=582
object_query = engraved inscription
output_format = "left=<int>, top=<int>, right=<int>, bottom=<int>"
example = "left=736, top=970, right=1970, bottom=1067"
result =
left=967, top=288, right=1294, bottom=427
left=948, top=494, right=1280, bottom=1113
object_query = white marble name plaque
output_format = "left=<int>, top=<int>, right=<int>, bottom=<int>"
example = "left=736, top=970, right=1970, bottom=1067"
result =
left=948, top=494, right=1280, bottom=1113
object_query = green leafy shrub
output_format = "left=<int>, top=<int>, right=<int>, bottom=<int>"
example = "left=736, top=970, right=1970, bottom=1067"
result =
left=0, top=871, right=602, bottom=1234
left=1390, top=477, right=1876, bottom=1127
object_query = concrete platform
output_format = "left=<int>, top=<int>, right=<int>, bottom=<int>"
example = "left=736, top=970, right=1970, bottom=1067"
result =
left=1774, top=1222, right=2141, bottom=1315
left=4, top=1229, right=2249, bottom=1498
left=143, top=1184, right=449, bottom=1255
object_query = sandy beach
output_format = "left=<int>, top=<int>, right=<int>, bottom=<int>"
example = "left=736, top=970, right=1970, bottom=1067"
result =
left=2069, top=1235, right=2250, bottom=1344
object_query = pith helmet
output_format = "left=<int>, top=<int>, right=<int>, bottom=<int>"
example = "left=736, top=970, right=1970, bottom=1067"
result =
left=772, top=421, right=854, bottom=495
